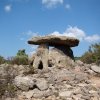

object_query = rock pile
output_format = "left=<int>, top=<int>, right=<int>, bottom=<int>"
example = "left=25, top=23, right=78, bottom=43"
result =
left=28, top=35, right=79, bottom=71
left=0, top=62, right=100, bottom=100
left=12, top=61, right=100, bottom=100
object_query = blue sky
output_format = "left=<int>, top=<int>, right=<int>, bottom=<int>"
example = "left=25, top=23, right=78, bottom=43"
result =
left=0, top=0, right=100, bottom=58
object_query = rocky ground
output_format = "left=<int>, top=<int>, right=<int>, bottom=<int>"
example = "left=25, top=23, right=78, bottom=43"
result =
left=0, top=60, right=100, bottom=100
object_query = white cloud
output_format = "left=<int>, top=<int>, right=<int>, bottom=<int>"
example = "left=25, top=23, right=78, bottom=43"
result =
left=50, top=31, right=61, bottom=36
left=65, top=4, right=71, bottom=10
left=4, top=5, right=12, bottom=12
left=85, top=34, right=100, bottom=42
left=51, top=26, right=86, bottom=41
left=50, top=26, right=100, bottom=42
left=64, top=26, right=86, bottom=40
left=22, top=30, right=39, bottom=37
left=42, top=0, right=63, bottom=8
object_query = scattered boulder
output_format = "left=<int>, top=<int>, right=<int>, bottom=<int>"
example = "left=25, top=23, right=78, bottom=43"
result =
left=91, top=65, right=100, bottom=74
left=36, top=78, right=49, bottom=91
left=14, top=75, right=35, bottom=91
left=23, top=90, right=34, bottom=99
left=0, top=62, right=100, bottom=100
left=59, top=90, right=73, bottom=98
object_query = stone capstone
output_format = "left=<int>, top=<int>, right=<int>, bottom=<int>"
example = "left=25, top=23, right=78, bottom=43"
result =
left=28, top=35, right=79, bottom=47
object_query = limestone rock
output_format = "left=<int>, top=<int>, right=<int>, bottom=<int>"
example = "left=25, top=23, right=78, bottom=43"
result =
left=1, top=62, right=100, bottom=100
left=49, top=47, right=75, bottom=68
left=23, top=90, right=34, bottom=99
left=59, top=90, right=73, bottom=98
left=29, top=88, right=53, bottom=98
left=28, top=35, right=79, bottom=47
left=91, top=65, right=100, bottom=73
left=14, top=75, right=35, bottom=91
left=75, top=60, right=84, bottom=66
left=28, top=53, right=36, bottom=65
left=33, top=44, right=49, bottom=71
left=36, top=78, right=49, bottom=91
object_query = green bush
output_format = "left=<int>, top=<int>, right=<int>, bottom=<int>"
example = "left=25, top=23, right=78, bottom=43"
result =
left=6, top=49, right=29, bottom=65
left=0, top=49, right=29, bottom=65
left=81, top=43, right=100, bottom=65
left=11, top=56, right=28, bottom=65
left=0, top=56, right=5, bottom=64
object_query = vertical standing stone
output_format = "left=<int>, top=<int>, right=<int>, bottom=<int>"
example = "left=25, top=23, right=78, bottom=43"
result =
left=33, top=44, right=49, bottom=70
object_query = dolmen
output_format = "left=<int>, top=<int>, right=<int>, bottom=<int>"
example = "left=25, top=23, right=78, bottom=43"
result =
left=28, top=35, right=79, bottom=71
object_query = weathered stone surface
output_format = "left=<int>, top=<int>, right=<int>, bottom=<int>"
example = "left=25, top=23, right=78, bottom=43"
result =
left=26, top=88, right=53, bottom=98
left=14, top=75, right=35, bottom=91
left=59, top=90, right=73, bottom=98
left=91, top=65, right=100, bottom=73
left=33, top=44, right=49, bottom=71
left=75, top=60, right=84, bottom=66
left=23, top=90, right=34, bottom=99
left=49, top=47, right=75, bottom=68
left=28, top=53, right=36, bottom=66
left=1, top=51, right=100, bottom=100
left=28, top=35, right=79, bottom=70
left=36, top=78, right=49, bottom=91
left=28, top=35, right=79, bottom=47
left=75, top=73, right=88, bottom=83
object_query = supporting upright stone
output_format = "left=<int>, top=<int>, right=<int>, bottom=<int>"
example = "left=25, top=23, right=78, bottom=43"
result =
left=49, top=46, right=75, bottom=68
left=33, top=44, right=49, bottom=71
left=54, top=45, right=74, bottom=60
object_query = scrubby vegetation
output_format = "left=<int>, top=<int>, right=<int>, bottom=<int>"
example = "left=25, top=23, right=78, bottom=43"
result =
left=0, top=65, right=17, bottom=99
left=11, top=49, right=28, bottom=65
left=0, top=49, right=28, bottom=65
left=81, top=42, right=100, bottom=65
left=0, top=56, right=5, bottom=64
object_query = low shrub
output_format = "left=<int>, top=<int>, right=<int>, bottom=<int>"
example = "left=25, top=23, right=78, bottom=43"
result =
left=11, top=56, right=28, bottom=65
left=0, top=56, right=5, bottom=64
left=80, top=43, right=100, bottom=65
left=0, top=65, right=17, bottom=99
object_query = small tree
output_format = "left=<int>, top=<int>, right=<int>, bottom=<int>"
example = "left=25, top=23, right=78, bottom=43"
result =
left=11, top=49, right=28, bottom=65
left=81, top=42, right=100, bottom=65
left=17, top=49, right=28, bottom=57
left=0, top=55, right=5, bottom=64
